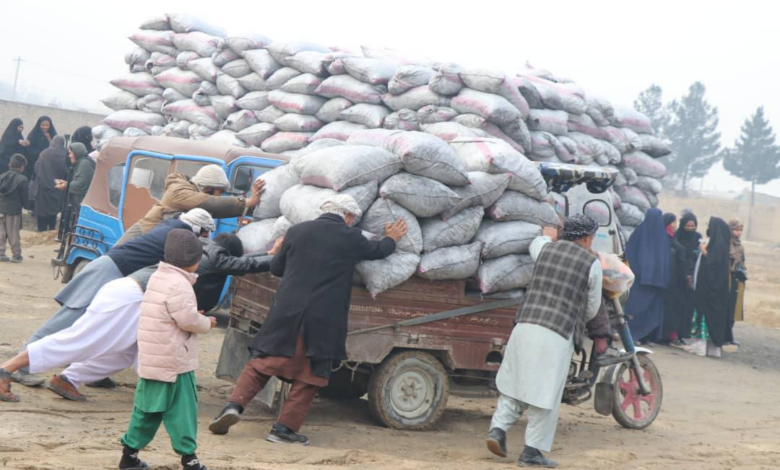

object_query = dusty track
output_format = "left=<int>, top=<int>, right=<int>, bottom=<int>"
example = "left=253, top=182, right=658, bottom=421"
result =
left=2, top=237, right=780, bottom=469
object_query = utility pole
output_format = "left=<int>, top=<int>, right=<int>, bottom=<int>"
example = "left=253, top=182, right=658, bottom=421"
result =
left=12, top=57, right=22, bottom=101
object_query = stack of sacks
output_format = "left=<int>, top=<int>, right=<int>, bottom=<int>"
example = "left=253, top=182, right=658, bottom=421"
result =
left=103, top=12, right=670, bottom=253
left=239, top=130, right=562, bottom=299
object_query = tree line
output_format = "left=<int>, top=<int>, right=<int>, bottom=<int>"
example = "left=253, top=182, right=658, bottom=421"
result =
left=633, top=83, right=780, bottom=205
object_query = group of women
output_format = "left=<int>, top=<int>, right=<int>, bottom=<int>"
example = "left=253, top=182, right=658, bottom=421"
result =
left=625, top=208, right=747, bottom=358
left=0, top=117, right=94, bottom=232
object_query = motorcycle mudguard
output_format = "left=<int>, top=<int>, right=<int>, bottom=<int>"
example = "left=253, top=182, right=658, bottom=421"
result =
left=594, top=382, right=614, bottom=416
left=594, top=363, right=619, bottom=416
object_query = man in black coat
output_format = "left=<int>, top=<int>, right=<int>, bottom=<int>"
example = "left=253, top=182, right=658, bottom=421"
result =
left=209, top=194, right=408, bottom=445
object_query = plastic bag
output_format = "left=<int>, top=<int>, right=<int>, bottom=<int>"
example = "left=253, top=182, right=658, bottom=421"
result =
left=237, top=91, right=270, bottom=111
left=389, top=65, right=436, bottom=95
left=356, top=252, right=420, bottom=298
left=599, top=253, right=635, bottom=295
left=236, top=123, right=278, bottom=146
left=420, top=205, right=484, bottom=253
left=243, top=49, right=283, bottom=79
left=222, top=59, right=252, bottom=78
left=104, top=110, right=166, bottom=133
left=383, top=86, right=450, bottom=111
left=110, top=72, right=163, bottom=97
left=360, top=198, right=423, bottom=254
left=261, top=131, right=313, bottom=153
left=173, top=31, right=224, bottom=58
left=379, top=173, right=460, bottom=218
left=253, top=165, right=300, bottom=219
left=474, top=220, right=542, bottom=259
left=477, top=254, right=535, bottom=294
left=316, top=98, right=353, bottom=123
left=295, top=144, right=401, bottom=190
left=279, top=184, right=336, bottom=224
left=417, top=242, right=482, bottom=281
left=102, top=91, right=139, bottom=111
left=340, top=103, right=391, bottom=129
left=273, top=114, right=324, bottom=132
left=442, top=172, right=511, bottom=220
left=451, top=88, right=521, bottom=126
left=281, top=73, right=324, bottom=95
left=316, top=75, right=386, bottom=104
left=154, top=67, right=202, bottom=97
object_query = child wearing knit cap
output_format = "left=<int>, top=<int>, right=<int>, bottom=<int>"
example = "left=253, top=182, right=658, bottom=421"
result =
left=119, top=229, right=215, bottom=470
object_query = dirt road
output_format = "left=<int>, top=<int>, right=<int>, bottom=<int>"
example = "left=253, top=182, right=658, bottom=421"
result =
left=2, top=238, right=780, bottom=470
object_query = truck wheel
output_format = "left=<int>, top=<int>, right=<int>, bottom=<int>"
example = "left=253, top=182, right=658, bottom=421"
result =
left=319, top=368, right=368, bottom=400
left=73, top=259, right=90, bottom=277
left=367, top=351, right=449, bottom=430
left=63, top=259, right=90, bottom=283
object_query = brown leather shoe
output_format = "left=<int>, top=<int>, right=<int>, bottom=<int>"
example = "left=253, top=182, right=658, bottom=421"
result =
left=0, top=369, right=20, bottom=402
left=47, top=374, right=86, bottom=402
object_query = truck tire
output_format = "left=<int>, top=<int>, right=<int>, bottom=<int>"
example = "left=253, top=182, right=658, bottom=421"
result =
left=367, top=350, right=449, bottom=430
left=63, top=259, right=90, bottom=283
left=73, top=259, right=90, bottom=277
left=319, top=368, right=368, bottom=400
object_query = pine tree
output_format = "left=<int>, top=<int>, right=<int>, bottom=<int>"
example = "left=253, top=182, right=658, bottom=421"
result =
left=664, top=82, right=722, bottom=193
left=723, top=106, right=780, bottom=207
left=634, top=84, right=670, bottom=137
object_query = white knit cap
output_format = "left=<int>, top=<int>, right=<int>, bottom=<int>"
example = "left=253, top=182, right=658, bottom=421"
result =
left=191, top=164, right=230, bottom=190
left=320, top=194, right=362, bottom=219
left=179, top=208, right=215, bottom=233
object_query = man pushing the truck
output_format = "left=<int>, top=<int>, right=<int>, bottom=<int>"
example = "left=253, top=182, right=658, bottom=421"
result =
left=486, top=215, right=603, bottom=468
left=116, top=164, right=265, bottom=245
left=208, top=194, right=408, bottom=445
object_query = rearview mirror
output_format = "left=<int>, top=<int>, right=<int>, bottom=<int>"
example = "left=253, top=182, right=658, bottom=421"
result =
left=583, top=199, right=611, bottom=227
left=233, top=166, right=254, bottom=193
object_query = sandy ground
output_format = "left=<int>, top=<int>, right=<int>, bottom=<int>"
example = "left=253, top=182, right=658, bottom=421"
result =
left=2, top=236, right=780, bottom=470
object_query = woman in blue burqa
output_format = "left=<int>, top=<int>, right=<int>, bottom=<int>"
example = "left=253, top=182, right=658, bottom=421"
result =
left=625, top=208, right=670, bottom=344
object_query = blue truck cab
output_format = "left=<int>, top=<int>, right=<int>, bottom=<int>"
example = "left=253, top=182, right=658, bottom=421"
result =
left=52, top=136, right=287, bottom=293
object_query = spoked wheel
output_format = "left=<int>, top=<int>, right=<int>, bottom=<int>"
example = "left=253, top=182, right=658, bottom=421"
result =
left=612, top=353, right=662, bottom=429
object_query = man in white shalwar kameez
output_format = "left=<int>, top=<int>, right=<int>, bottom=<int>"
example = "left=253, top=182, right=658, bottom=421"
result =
left=0, top=269, right=153, bottom=402
left=0, top=233, right=276, bottom=403
left=486, top=215, right=602, bottom=468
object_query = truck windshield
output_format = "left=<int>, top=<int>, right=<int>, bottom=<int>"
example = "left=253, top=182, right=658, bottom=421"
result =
left=232, top=164, right=272, bottom=195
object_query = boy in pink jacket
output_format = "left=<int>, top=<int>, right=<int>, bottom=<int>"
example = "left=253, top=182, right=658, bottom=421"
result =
left=119, top=229, right=215, bottom=470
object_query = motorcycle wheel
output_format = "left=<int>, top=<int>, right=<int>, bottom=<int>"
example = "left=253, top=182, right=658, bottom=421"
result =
left=611, top=353, right=662, bottom=429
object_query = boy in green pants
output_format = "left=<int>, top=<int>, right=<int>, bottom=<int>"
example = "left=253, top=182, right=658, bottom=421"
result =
left=119, top=229, right=216, bottom=470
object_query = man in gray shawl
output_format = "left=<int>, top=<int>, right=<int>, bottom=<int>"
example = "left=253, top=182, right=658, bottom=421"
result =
left=486, top=215, right=603, bottom=468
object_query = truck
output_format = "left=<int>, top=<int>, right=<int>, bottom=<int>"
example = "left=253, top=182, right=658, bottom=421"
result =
left=216, top=164, right=663, bottom=431
left=57, top=138, right=660, bottom=431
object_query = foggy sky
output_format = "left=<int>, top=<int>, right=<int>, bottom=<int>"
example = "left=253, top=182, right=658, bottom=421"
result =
left=2, top=0, right=778, bottom=196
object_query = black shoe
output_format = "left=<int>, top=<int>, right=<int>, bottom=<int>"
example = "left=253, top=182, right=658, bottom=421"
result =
left=119, top=446, right=149, bottom=470
left=518, top=446, right=558, bottom=468
left=486, top=427, right=507, bottom=458
left=10, top=255, right=22, bottom=263
left=86, top=377, right=117, bottom=389
left=266, top=422, right=309, bottom=445
left=594, top=346, right=634, bottom=367
left=182, top=454, right=210, bottom=470
left=209, top=403, right=243, bottom=435
left=10, top=370, right=45, bottom=387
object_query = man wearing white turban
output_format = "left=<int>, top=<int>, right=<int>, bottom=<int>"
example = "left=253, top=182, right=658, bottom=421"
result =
left=209, top=194, right=407, bottom=445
